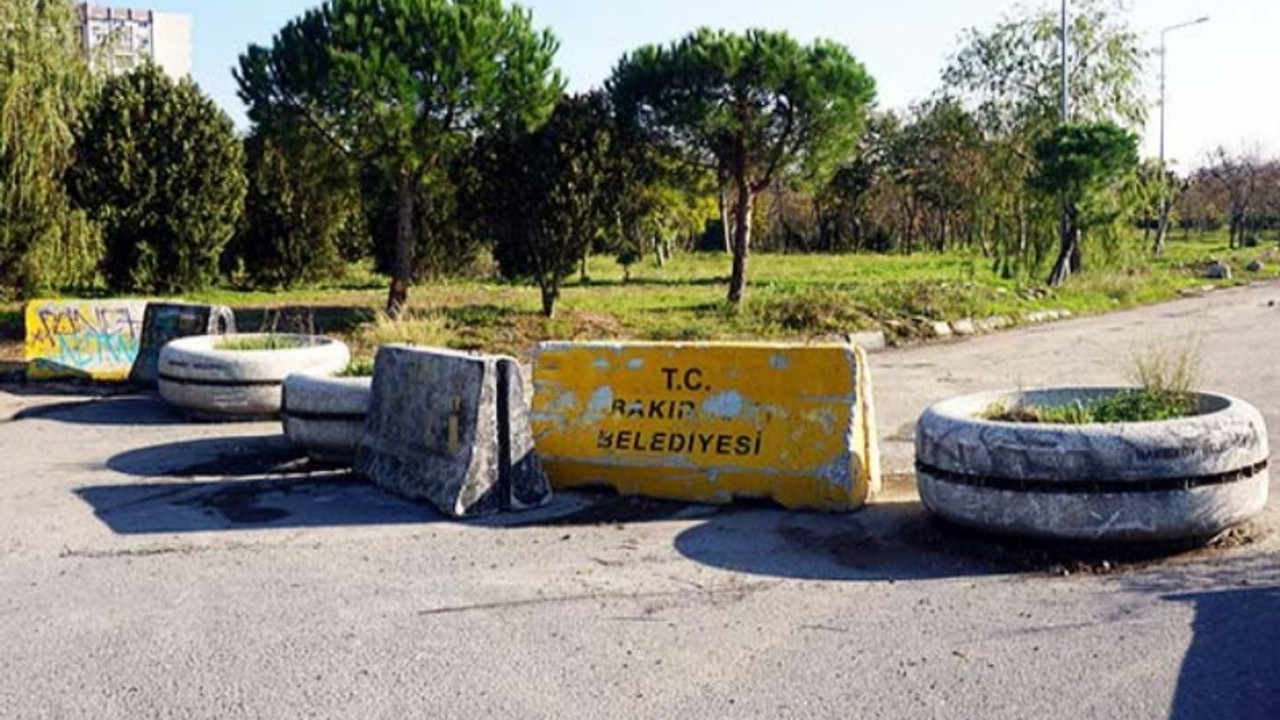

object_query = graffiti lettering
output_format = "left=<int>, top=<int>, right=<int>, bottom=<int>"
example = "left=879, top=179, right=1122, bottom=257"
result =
left=25, top=301, right=147, bottom=380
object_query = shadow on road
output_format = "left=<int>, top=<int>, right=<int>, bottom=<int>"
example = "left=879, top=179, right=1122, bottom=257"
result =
left=1164, top=585, right=1280, bottom=720
left=108, top=434, right=310, bottom=478
left=13, top=395, right=183, bottom=426
left=89, top=432, right=1261, bottom=585
left=673, top=503, right=998, bottom=582
left=76, top=472, right=441, bottom=534
left=91, top=433, right=445, bottom=532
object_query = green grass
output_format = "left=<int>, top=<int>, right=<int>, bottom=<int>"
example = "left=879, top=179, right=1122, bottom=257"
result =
left=983, top=389, right=1198, bottom=424
left=982, top=331, right=1205, bottom=424
left=338, top=358, right=376, bottom=377
left=215, top=334, right=310, bottom=351
left=2, top=229, right=1277, bottom=367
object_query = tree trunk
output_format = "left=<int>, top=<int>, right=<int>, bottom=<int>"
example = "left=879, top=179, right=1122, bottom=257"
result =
left=1047, top=202, right=1078, bottom=287
left=718, top=183, right=732, bottom=254
left=579, top=245, right=590, bottom=283
left=539, top=284, right=557, bottom=318
left=1152, top=208, right=1169, bottom=255
left=1017, top=198, right=1028, bottom=260
left=386, top=173, right=415, bottom=319
left=727, top=179, right=753, bottom=307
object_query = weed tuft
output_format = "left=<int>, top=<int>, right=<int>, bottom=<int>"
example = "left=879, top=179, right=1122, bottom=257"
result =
left=216, top=334, right=310, bottom=351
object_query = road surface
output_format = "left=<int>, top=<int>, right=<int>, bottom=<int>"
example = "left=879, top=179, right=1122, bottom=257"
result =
left=2, top=283, right=1277, bottom=719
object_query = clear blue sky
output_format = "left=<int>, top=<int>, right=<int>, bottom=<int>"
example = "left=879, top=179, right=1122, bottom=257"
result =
left=145, top=0, right=1277, bottom=171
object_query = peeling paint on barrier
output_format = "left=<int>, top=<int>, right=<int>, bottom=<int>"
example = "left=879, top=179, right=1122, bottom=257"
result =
left=532, top=342, right=881, bottom=511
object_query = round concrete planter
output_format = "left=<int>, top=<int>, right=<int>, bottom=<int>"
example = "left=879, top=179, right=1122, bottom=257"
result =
left=282, top=373, right=372, bottom=464
left=159, top=334, right=350, bottom=420
left=916, top=388, right=1269, bottom=542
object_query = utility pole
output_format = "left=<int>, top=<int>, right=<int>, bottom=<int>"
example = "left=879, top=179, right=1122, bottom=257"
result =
left=1060, top=0, right=1069, bottom=124
left=1053, top=0, right=1071, bottom=285
left=1153, top=15, right=1209, bottom=255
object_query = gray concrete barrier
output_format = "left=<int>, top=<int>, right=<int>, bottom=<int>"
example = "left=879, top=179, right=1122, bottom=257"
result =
left=354, top=345, right=550, bottom=517
left=129, top=303, right=236, bottom=387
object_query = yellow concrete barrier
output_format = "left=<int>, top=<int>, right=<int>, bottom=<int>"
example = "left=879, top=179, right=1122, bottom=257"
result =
left=24, top=300, right=148, bottom=381
left=532, top=342, right=880, bottom=511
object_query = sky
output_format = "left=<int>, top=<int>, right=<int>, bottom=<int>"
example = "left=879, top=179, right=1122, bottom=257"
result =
left=142, top=0, right=1277, bottom=171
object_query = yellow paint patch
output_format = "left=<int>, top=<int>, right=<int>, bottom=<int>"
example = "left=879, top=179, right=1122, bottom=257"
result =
left=24, top=300, right=148, bottom=381
left=532, top=342, right=880, bottom=512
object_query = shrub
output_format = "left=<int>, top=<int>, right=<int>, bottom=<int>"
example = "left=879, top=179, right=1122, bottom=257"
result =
left=224, top=126, right=362, bottom=289
left=71, top=64, right=246, bottom=294
left=0, top=0, right=102, bottom=297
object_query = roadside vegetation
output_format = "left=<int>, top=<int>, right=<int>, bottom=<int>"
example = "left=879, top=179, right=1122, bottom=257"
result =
left=1, top=228, right=1275, bottom=370
left=983, top=337, right=1204, bottom=424
left=2, top=0, right=1279, bottom=373
left=215, top=335, right=313, bottom=351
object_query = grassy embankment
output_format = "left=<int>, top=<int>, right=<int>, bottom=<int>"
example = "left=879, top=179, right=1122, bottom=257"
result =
left=2, top=230, right=1277, bottom=370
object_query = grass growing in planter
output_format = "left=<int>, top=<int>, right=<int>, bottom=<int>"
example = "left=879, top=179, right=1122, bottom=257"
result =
left=339, top=358, right=375, bottom=377
left=983, top=389, right=1197, bottom=424
left=983, top=338, right=1203, bottom=424
left=215, top=334, right=309, bottom=351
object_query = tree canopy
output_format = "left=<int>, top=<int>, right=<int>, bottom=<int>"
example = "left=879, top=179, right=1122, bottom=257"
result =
left=943, top=0, right=1147, bottom=136
left=609, top=28, right=876, bottom=306
left=236, top=0, right=564, bottom=317
left=0, top=0, right=100, bottom=297
left=71, top=64, right=246, bottom=293
left=1032, top=121, right=1139, bottom=284
left=479, top=93, right=618, bottom=318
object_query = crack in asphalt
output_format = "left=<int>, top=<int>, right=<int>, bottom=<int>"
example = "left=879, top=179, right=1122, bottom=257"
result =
left=417, top=580, right=779, bottom=617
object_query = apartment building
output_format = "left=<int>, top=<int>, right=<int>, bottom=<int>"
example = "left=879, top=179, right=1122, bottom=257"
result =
left=77, top=4, right=192, bottom=79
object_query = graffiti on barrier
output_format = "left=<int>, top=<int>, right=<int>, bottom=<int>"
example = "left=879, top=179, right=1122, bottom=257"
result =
left=24, top=300, right=148, bottom=380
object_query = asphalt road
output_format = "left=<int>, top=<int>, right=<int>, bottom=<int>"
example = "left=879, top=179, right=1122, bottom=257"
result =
left=2, top=283, right=1278, bottom=719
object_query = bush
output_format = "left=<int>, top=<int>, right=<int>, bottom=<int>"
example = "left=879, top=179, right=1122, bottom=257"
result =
left=70, top=64, right=245, bottom=294
left=0, top=0, right=102, bottom=297
left=225, top=126, right=362, bottom=289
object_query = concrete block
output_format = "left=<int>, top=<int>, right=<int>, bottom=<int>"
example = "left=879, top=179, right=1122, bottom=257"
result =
left=531, top=342, right=880, bottom=512
left=355, top=346, right=550, bottom=517
left=24, top=300, right=235, bottom=384
left=129, top=303, right=235, bottom=387
left=930, top=321, right=953, bottom=339
left=282, top=373, right=372, bottom=464
left=950, top=319, right=976, bottom=336
left=846, top=331, right=887, bottom=352
left=25, top=299, right=148, bottom=381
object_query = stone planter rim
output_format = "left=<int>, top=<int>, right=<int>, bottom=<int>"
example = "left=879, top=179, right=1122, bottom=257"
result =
left=916, top=386, right=1269, bottom=541
left=170, top=333, right=340, bottom=354
left=925, top=385, right=1239, bottom=430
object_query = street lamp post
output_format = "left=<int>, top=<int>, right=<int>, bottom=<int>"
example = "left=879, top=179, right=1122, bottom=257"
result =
left=1153, top=15, right=1209, bottom=255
